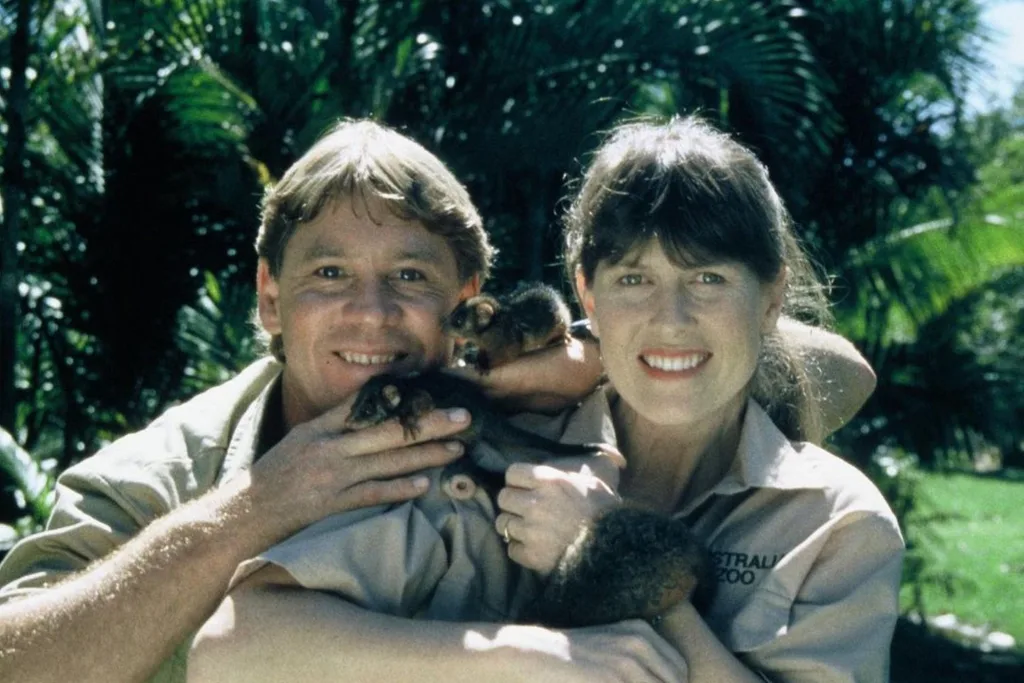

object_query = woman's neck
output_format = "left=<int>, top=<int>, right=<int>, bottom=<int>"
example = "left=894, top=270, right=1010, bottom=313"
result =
left=610, top=390, right=748, bottom=515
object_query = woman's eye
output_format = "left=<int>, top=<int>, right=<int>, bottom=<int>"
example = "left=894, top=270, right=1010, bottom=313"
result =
left=697, top=272, right=725, bottom=285
left=315, top=266, right=343, bottom=279
left=396, top=269, right=426, bottom=282
left=617, top=273, right=645, bottom=286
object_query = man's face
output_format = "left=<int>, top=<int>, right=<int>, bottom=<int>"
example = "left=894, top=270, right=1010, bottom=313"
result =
left=257, top=196, right=479, bottom=428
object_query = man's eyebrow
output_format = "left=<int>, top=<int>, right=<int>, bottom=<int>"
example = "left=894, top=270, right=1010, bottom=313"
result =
left=394, top=246, right=447, bottom=265
left=296, top=242, right=346, bottom=262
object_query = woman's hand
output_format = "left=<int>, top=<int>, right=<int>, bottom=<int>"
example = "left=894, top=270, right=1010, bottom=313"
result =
left=495, top=462, right=621, bottom=577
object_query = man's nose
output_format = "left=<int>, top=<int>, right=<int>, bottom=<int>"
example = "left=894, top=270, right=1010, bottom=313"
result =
left=345, top=280, right=400, bottom=324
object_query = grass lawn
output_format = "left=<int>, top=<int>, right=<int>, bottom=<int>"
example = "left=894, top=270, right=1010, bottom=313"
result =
left=899, top=467, right=1024, bottom=647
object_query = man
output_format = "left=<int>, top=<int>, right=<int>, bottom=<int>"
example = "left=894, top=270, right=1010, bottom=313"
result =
left=0, top=120, right=600, bottom=683
left=0, top=120, right=873, bottom=683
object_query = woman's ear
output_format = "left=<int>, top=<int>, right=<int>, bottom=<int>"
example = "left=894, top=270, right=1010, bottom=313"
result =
left=574, top=268, right=600, bottom=338
left=761, top=267, right=787, bottom=335
left=256, top=259, right=282, bottom=335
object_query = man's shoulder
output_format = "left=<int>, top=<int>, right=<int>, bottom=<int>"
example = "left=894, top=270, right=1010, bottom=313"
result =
left=63, top=357, right=281, bottom=489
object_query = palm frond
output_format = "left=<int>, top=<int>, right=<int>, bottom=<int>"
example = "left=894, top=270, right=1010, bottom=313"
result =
left=835, top=216, right=1024, bottom=346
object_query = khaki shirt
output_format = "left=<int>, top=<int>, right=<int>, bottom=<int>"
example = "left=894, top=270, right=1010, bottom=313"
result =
left=230, top=384, right=617, bottom=622
left=0, top=357, right=616, bottom=681
left=665, top=396, right=904, bottom=683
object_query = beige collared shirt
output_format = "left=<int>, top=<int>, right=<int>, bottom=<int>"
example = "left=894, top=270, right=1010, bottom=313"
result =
left=0, top=358, right=285, bottom=682
left=662, top=395, right=904, bottom=683
left=0, top=357, right=617, bottom=681
left=230, top=388, right=619, bottom=621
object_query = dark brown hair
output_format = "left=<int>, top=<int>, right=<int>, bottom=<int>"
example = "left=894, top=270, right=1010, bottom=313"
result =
left=564, top=116, right=832, bottom=439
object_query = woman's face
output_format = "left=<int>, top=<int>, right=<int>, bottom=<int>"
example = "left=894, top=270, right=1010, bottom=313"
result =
left=577, top=239, right=785, bottom=428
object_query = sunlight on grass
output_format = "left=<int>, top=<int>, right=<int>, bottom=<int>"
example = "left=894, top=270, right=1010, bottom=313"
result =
left=900, top=469, right=1024, bottom=647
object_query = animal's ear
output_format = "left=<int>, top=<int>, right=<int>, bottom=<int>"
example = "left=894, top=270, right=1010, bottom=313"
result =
left=382, top=384, right=402, bottom=408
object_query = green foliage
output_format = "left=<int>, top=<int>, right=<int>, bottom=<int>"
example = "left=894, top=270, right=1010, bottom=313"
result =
left=1, top=0, right=1021, bottom=575
left=0, top=426, right=54, bottom=551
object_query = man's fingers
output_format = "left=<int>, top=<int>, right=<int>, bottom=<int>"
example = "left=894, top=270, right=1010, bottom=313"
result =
left=340, top=476, right=434, bottom=510
left=330, top=407, right=472, bottom=457
left=355, top=441, right=464, bottom=481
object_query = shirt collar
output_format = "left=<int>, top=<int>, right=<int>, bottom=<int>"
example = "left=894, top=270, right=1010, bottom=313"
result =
left=218, top=358, right=284, bottom=484
left=716, top=399, right=826, bottom=493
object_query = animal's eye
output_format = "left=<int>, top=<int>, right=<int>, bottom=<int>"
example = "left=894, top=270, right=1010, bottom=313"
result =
left=315, top=266, right=343, bottom=279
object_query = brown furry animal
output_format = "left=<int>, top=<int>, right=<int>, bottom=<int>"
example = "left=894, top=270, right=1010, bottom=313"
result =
left=444, top=283, right=571, bottom=372
left=528, top=506, right=715, bottom=626
left=346, top=370, right=619, bottom=498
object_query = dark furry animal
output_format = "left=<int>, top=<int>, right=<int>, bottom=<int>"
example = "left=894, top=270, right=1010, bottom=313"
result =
left=444, top=283, right=571, bottom=372
left=529, top=507, right=715, bottom=627
left=346, top=370, right=617, bottom=498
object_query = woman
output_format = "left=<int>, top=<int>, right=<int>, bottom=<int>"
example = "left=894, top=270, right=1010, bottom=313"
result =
left=495, top=116, right=903, bottom=681
left=189, top=117, right=901, bottom=683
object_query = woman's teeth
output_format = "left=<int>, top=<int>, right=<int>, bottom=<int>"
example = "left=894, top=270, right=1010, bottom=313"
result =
left=642, top=353, right=708, bottom=371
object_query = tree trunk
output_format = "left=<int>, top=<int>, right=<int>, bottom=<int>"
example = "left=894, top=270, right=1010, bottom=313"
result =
left=0, top=0, right=33, bottom=433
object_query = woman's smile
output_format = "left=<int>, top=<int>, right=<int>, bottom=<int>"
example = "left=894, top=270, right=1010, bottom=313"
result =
left=638, top=350, right=711, bottom=379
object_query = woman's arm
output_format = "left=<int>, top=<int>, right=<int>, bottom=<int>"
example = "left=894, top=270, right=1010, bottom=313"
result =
left=188, top=564, right=687, bottom=683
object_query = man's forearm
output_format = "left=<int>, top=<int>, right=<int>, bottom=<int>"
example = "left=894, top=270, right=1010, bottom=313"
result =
left=776, top=317, right=877, bottom=442
left=189, top=581, right=525, bottom=683
left=189, top=565, right=687, bottom=683
left=0, top=477, right=270, bottom=683
left=657, top=602, right=763, bottom=683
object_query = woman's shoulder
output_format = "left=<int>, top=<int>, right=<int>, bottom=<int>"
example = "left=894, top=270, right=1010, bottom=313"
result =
left=787, top=440, right=897, bottom=522
left=741, top=401, right=897, bottom=523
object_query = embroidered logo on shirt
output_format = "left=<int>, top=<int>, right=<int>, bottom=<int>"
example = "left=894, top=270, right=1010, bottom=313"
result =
left=710, top=550, right=780, bottom=585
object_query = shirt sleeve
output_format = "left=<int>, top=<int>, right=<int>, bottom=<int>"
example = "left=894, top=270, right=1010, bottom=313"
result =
left=738, top=512, right=904, bottom=683
left=0, top=442, right=192, bottom=683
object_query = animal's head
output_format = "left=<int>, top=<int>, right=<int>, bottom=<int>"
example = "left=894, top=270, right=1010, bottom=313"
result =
left=346, top=376, right=404, bottom=430
left=443, top=294, right=499, bottom=337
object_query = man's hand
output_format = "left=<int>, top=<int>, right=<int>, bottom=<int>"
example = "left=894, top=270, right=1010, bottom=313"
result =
left=246, top=401, right=470, bottom=542
left=446, top=337, right=604, bottom=414
left=495, top=462, right=620, bottom=577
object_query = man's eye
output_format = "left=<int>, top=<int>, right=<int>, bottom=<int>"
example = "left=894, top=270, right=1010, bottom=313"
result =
left=617, top=273, right=644, bottom=286
left=697, top=272, right=725, bottom=285
left=396, top=269, right=426, bottom=282
left=315, top=266, right=343, bottom=279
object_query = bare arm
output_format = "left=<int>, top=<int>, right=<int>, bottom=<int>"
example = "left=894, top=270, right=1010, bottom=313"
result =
left=776, top=317, right=877, bottom=442
left=188, top=565, right=687, bottom=683
left=0, top=406, right=467, bottom=683
left=656, top=602, right=763, bottom=683
left=447, top=337, right=604, bottom=414
left=455, top=319, right=874, bottom=432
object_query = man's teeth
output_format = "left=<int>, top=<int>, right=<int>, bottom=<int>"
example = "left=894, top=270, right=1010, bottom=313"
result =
left=642, top=354, right=707, bottom=371
left=340, top=352, right=397, bottom=366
